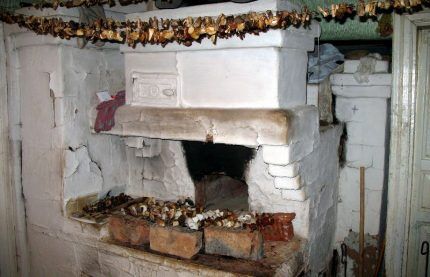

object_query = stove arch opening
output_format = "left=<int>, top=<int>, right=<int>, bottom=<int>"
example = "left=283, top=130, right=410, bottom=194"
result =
left=182, top=141, right=255, bottom=211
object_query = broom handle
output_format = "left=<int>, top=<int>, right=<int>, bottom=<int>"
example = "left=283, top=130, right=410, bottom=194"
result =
left=359, top=167, right=365, bottom=277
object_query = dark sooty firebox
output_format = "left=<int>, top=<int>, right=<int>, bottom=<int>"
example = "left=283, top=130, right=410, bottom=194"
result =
left=182, top=141, right=255, bottom=211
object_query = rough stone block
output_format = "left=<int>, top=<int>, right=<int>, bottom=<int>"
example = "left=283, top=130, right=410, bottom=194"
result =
left=269, top=163, right=299, bottom=177
left=274, top=176, right=301, bottom=190
left=108, top=215, right=150, bottom=246
left=149, top=225, right=202, bottom=259
left=204, top=227, right=264, bottom=260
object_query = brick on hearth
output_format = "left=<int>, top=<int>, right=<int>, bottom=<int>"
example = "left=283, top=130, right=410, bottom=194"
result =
left=260, top=213, right=295, bottom=242
left=108, top=215, right=150, bottom=246
left=149, top=225, right=202, bottom=259
left=204, top=227, right=264, bottom=261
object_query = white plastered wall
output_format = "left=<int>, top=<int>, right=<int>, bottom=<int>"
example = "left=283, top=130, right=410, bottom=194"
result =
left=332, top=61, right=391, bottom=241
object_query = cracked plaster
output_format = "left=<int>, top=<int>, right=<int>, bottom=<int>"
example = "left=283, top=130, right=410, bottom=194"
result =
left=4, top=3, right=349, bottom=276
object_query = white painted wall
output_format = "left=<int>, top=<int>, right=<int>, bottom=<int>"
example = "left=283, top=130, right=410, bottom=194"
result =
left=3, top=16, right=156, bottom=274
left=332, top=63, right=391, bottom=241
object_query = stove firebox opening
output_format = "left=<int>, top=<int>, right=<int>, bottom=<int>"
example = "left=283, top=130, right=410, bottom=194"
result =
left=182, top=141, right=255, bottom=211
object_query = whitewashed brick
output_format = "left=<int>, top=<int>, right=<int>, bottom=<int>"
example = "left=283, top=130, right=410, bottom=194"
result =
left=335, top=97, right=388, bottom=124
left=338, top=167, right=384, bottom=234
left=281, top=188, right=307, bottom=201
left=366, top=189, right=383, bottom=214
left=349, top=208, right=380, bottom=235
left=288, top=106, right=320, bottom=144
left=263, top=140, right=314, bottom=165
left=335, top=203, right=351, bottom=242
left=365, top=168, right=384, bottom=191
left=339, top=167, right=384, bottom=196
left=343, top=59, right=389, bottom=74
left=263, top=145, right=292, bottom=165
left=330, top=73, right=392, bottom=86
left=306, top=84, right=319, bottom=106
left=338, top=168, right=360, bottom=211
left=345, top=144, right=386, bottom=170
left=332, top=85, right=391, bottom=98
left=274, top=175, right=301, bottom=190
left=268, top=163, right=299, bottom=177
left=127, top=44, right=312, bottom=109
left=123, top=137, right=144, bottom=148
left=346, top=121, right=386, bottom=146
left=365, top=209, right=380, bottom=235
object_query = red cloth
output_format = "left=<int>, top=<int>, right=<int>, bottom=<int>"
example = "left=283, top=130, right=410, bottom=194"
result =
left=94, top=90, right=125, bottom=133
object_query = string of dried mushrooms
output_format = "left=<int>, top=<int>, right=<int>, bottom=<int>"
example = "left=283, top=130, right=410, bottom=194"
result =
left=1, top=0, right=429, bottom=48
left=0, top=9, right=311, bottom=47
left=21, top=0, right=430, bottom=20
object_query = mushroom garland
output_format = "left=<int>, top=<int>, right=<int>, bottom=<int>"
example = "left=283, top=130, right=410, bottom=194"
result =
left=81, top=194, right=287, bottom=231
left=27, top=0, right=145, bottom=10
left=0, top=9, right=311, bottom=47
left=83, top=193, right=132, bottom=214
left=318, top=0, right=428, bottom=20
left=1, top=0, right=430, bottom=48
left=122, top=197, right=259, bottom=231
left=19, top=0, right=430, bottom=20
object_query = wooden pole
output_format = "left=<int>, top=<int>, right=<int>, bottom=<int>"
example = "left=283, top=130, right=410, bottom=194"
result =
left=359, top=167, right=365, bottom=277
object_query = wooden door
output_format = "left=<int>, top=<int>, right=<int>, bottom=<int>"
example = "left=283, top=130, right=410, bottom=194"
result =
left=408, top=29, right=430, bottom=277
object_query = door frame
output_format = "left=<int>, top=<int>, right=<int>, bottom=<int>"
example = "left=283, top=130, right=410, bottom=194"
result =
left=0, top=23, right=17, bottom=276
left=386, top=10, right=430, bottom=277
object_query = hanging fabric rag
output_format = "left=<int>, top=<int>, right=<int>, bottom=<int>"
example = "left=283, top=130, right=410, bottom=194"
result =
left=94, top=90, right=125, bottom=133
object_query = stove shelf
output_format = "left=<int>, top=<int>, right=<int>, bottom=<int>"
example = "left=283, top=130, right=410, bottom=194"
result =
left=90, top=104, right=318, bottom=147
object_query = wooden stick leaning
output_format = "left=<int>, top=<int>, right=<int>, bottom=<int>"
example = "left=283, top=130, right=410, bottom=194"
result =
left=359, top=166, right=365, bottom=277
